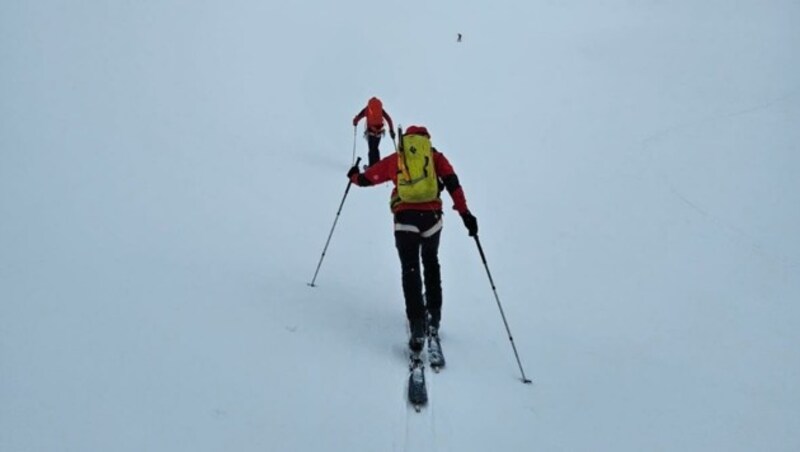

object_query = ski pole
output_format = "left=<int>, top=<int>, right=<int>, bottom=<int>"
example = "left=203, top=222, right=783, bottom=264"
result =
left=308, top=157, right=361, bottom=287
left=473, top=235, right=532, bottom=384
left=351, top=126, right=358, bottom=166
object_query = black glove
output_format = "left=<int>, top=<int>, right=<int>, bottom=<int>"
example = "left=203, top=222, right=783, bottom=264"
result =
left=347, top=164, right=360, bottom=178
left=460, top=211, right=478, bottom=236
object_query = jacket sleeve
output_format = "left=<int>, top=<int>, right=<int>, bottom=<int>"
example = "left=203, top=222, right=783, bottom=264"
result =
left=350, top=154, right=395, bottom=186
left=352, top=108, right=366, bottom=126
left=382, top=110, right=394, bottom=132
left=434, top=151, right=468, bottom=214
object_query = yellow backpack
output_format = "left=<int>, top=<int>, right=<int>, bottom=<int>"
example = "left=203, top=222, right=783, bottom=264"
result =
left=396, top=127, right=439, bottom=204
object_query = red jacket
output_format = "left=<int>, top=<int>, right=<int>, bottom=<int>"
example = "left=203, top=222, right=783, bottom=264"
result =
left=350, top=150, right=469, bottom=215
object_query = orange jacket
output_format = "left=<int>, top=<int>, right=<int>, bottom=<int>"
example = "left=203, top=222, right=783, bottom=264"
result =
left=352, top=107, right=395, bottom=134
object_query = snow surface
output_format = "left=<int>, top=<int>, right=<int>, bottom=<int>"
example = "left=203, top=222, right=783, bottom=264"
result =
left=2, top=1, right=799, bottom=451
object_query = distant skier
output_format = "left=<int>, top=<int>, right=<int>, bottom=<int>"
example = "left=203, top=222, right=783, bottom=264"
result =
left=347, top=125, right=478, bottom=352
left=352, top=97, right=395, bottom=167
left=457, top=33, right=462, bottom=42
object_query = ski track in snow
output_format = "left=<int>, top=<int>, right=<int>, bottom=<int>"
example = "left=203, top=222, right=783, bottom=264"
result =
left=426, top=365, right=440, bottom=452
left=642, top=90, right=800, bottom=270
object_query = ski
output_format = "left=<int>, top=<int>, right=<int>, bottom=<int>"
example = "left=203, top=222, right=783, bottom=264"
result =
left=408, top=350, right=428, bottom=411
left=428, top=333, right=446, bottom=372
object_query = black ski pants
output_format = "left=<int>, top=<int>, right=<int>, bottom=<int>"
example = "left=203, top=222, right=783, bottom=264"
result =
left=394, top=210, right=443, bottom=328
left=366, top=134, right=382, bottom=166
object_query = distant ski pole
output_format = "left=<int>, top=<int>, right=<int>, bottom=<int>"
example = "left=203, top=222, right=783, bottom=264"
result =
left=308, top=157, right=361, bottom=287
left=473, top=235, right=532, bottom=384
left=351, top=126, right=358, bottom=166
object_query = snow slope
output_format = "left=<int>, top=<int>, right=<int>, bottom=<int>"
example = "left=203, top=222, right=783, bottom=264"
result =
left=2, top=1, right=799, bottom=451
